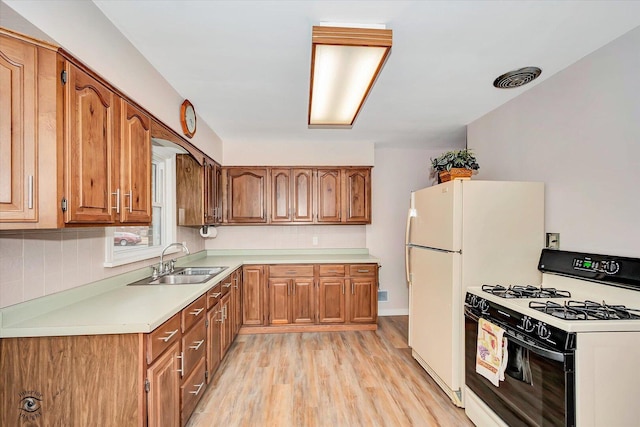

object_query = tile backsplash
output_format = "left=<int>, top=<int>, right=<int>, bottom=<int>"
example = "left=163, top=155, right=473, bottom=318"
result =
left=0, top=227, right=203, bottom=308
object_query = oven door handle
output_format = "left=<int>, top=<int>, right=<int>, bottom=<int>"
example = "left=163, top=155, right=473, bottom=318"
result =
left=465, top=307, right=568, bottom=362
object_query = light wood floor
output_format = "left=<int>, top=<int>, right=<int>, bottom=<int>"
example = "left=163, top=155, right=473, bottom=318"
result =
left=187, top=316, right=473, bottom=427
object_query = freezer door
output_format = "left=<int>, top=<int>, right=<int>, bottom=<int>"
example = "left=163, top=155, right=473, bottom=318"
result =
left=408, top=246, right=462, bottom=395
left=408, top=181, right=461, bottom=251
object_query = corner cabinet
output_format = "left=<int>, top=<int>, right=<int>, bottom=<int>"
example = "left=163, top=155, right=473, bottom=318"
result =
left=176, top=154, right=222, bottom=226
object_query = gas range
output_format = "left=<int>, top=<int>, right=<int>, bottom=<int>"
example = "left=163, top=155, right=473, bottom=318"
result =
left=467, top=250, right=640, bottom=334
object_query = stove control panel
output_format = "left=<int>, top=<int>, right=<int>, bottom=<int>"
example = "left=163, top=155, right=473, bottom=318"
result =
left=539, top=249, right=640, bottom=290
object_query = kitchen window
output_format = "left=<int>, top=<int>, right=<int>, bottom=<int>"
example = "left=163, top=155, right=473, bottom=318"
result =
left=104, top=147, right=177, bottom=266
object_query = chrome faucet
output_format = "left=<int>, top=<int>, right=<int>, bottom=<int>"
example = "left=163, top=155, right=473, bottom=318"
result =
left=159, top=242, right=190, bottom=274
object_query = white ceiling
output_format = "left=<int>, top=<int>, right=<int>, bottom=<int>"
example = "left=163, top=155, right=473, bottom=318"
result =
left=91, top=1, right=640, bottom=149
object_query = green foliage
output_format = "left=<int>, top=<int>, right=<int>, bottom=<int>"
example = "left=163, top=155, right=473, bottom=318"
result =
left=430, top=149, right=480, bottom=172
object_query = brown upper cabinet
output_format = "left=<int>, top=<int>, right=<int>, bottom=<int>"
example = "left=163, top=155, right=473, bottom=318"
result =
left=1, top=29, right=175, bottom=229
left=63, top=62, right=151, bottom=225
left=225, top=168, right=268, bottom=223
left=223, top=166, right=371, bottom=225
left=0, top=31, right=59, bottom=228
left=176, top=154, right=222, bottom=227
left=270, top=168, right=314, bottom=223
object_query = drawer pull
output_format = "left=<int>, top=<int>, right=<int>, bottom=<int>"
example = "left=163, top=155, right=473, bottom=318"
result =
left=223, top=282, right=232, bottom=288
left=189, top=308, right=204, bottom=316
left=287, top=270, right=296, bottom=274
left=189, top=382, right=205, bottom=396
left=209, top=292, right=222, bottom=298
left=159, top=329, right=179, bottom=342
left=189, top=340, right=205, bottom=351
left=357, top=269, right=370, bottom=273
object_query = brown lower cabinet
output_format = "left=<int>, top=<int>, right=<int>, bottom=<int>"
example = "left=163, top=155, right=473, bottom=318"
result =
left=0, top=268, right=243, bottom=427
left=242, top=263, right=378, bottom=332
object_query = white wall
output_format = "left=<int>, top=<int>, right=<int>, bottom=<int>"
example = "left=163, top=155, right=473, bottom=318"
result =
left=468, top=26, right=640, bottom=258
left=224, top=141, right=374, bottom=166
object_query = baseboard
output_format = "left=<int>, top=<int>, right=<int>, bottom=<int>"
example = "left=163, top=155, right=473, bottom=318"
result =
left=378, top=308, right=409, bottom=316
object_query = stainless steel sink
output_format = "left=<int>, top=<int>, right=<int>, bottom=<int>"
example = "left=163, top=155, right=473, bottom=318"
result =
left=128, top=266, right=228, bottom=286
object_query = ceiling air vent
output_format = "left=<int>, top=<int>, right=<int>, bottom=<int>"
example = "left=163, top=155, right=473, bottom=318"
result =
left=493, top=67, right=542, bottom=89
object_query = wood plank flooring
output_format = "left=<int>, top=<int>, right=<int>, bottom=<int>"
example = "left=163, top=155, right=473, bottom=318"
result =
left=187, top=316, right=473, bottom=427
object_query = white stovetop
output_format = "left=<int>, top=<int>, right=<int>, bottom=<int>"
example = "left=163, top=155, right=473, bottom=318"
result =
left=467, top=273, right=640, bottom=333
left=0, top=249, right=379, bottom=338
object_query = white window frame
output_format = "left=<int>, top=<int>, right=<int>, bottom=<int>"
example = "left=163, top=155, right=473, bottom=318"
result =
left=104, top=147, right=178, bottom=267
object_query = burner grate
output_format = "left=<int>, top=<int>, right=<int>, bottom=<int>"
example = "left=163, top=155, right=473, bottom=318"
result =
left=482, top=284, right=571, bottom=299
left=529, top=300, right=640, bottom=320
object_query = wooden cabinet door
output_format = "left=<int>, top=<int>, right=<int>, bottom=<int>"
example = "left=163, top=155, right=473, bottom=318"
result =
left=176, top=154, right=203, bottom=226
left=147, top=341, right=181, bottom=427
left=206, top=304, right=222, bottom=382
left=292, top=168, right=313, bottom=222
left=316, top=168, right=341, bottom=223
left=349, top=277, right=377, bottom=323
left=318, top=278, right=346, bottom=323
left=232, top=269, right=242, bottom=336
left=220, top=293, right=232, bottom=359
left=204, top=159, right=216, bottom=224
left=64, top=62, right=118, bottom=224
left=242, top=265, right=265, bottom=326
left=291, top=277, right=315, bottom=324
left=0, top=35, right=38, bottom=222
left=227, top=168, right=267, bottom=223
left=214, top=163, right=223, bottom=224
left=119, top=99, right=151, bottom=223
left=270, top=168, right=291, bottom=222
left=268, top=278, right=291, bottom=325
left=344, top=168, right=371, bottom=223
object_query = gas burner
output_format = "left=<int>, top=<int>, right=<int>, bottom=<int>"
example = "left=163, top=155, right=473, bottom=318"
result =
left=529, top=300, right=640, bottom=320
left=482, top=284, right=571, bottom=299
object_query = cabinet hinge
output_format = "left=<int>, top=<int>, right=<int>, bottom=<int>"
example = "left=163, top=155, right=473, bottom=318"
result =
left=144, top=379, right=150, bottom=393
left=61, top=70, right=67, bottom=85
left=205, top=370, right=209, bottom=382
left=61, top=197, right=68, bottom=212
left=205, top=319, right=209, bottom=328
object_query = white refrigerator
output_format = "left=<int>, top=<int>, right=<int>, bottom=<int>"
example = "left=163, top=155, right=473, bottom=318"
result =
left=405, top=180, right=544, bottom=407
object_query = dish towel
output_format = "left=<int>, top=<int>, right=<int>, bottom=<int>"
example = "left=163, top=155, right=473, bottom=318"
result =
left=476, top=318, right=509, bottom=387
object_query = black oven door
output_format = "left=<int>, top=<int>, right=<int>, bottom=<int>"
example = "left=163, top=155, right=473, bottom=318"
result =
left=464, top=307, right=575, bottom=427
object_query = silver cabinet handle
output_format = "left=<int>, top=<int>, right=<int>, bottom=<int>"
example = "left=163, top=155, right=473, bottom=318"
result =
left=352, top=282, right=355, bottom=294
left=223, top=282, right=232, bottom=288
left=189, top=308, right=204, bottom=316
left=28, top=175, right=33, bottom=209
left=177, top=352, right=184, bottom=375
left=189, top=340, right=205, bottom=350
left=111, top=188, right=120, bottom=213
left=223, top=306, right=228, bottom=320
left=342, top=283, right=345, bottom=295
left=189, top=382, right=205, bottom=395
left=357, top=269, right=370, bottom=273
left=159, top=329, right=178, bottom=342
left=287, top=270, right=296, bottom=275
left=124, top=190, right=133, bottom=212
left=209, top=292, right=222, bottom=298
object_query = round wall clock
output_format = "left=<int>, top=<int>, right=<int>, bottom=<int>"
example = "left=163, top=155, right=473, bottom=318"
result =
left=180, top=99, right=197, bottom=138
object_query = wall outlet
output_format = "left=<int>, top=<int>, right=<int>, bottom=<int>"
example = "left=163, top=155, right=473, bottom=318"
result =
left=312, top=236, right=318, bottom=246
left=546, top=233, right=560, bottom=249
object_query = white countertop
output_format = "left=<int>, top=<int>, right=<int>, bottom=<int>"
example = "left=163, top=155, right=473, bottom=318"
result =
left=0, top=249, right=379, bottom=338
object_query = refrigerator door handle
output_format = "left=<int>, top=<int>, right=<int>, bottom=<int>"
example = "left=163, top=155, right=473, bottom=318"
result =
left=405, top=246, right=412, bottom=285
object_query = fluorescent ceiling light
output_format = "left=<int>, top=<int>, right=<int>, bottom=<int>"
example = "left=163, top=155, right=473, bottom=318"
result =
left=308, top=26, right=392, bottom=127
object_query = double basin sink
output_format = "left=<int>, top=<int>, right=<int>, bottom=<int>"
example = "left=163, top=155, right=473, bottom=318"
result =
left=128, top=266, right=228, bottom=286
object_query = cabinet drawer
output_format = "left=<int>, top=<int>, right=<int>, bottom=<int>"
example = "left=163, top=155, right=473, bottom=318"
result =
left=182, top=294, right=207, bottom=332
left=147, top=313, right=181, bottom=364
left=318, top=264, right=345, bottom=277
left=182, top=318, right=206, bottom=377
left=219, top=274, right=233, bottom=297
left=206, top=283, right=222, bottom=310
left=269, top=264, right=314, bottom=277
left=181, top=357, right=206, bottom=426
left=348, top=264, right=377, bottom=277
